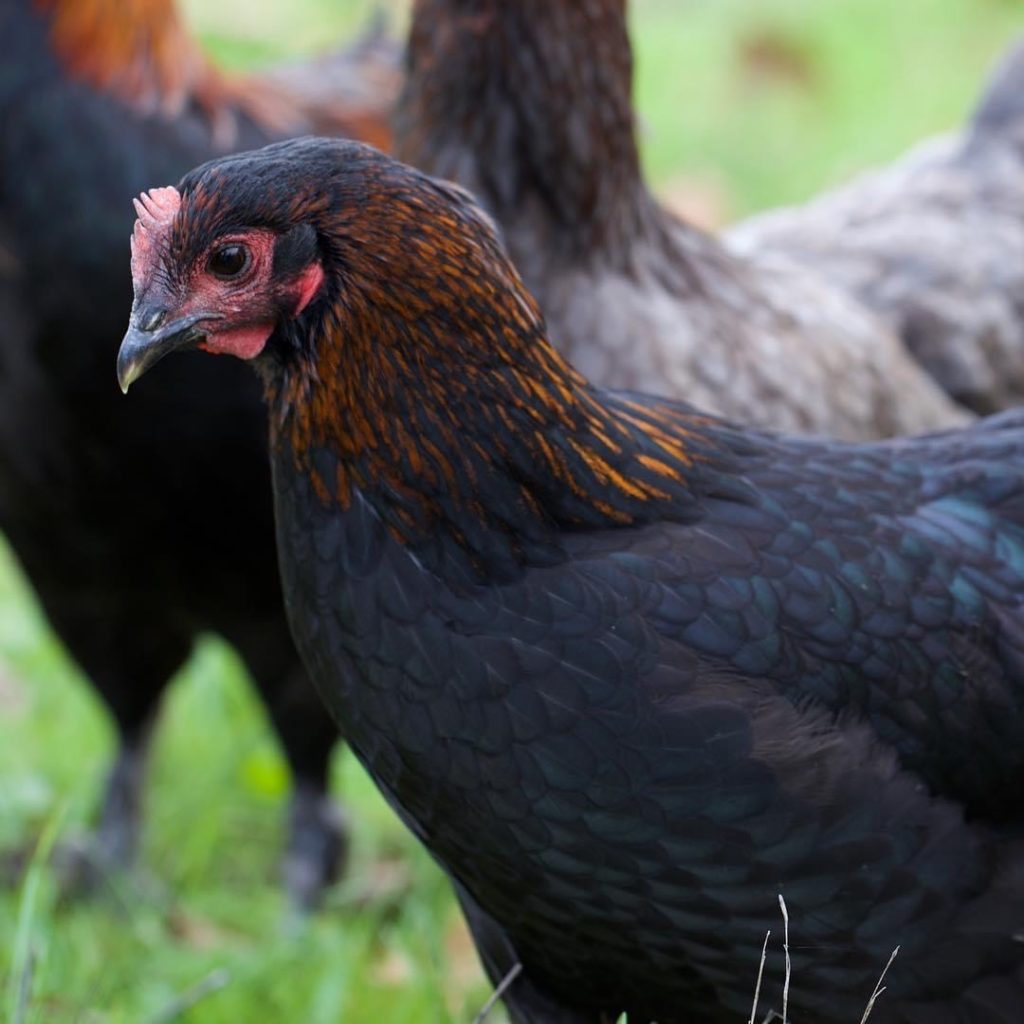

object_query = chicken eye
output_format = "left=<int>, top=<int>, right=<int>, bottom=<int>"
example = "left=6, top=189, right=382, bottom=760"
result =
left=207, top=244, right=250, bottom=280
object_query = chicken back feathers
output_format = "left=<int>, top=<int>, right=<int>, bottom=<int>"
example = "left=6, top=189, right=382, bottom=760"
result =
left=123, top=138, right=1024, bottom=1024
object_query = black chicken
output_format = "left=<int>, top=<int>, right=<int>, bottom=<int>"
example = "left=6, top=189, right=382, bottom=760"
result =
left=119, top=138, right=1024, bottom=1023
left=0, top=0, right=397, bottom=905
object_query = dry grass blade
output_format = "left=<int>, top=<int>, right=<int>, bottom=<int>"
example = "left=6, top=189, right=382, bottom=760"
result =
left=473, top=962, right=523, bottom=1024
left=778, top=894, right=791, bottom=1024
left=859, top=946, right=900, bottom=1024
left=748, top=929, right=771, bottom=1024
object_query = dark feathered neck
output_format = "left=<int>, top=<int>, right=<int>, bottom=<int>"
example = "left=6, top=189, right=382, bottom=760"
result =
left=173, top=139, right=749, bottom=583
left=264, top=266, right=746, bottom=584
left=395, top=0, right=659, bottom=267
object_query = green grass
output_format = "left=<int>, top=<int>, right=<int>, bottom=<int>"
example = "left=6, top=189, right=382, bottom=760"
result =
left=629, top=0, right=1021, bottom=215
left=0, top=537, right=491, bottom=1023
left=2, top=1, right=1021, bottom=1021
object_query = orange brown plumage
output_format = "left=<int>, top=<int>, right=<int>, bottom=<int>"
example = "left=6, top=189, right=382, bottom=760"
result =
left=37, top=0, right=399, bottom=148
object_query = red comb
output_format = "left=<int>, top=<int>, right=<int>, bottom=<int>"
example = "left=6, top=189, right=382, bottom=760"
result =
left=130, top=186, right=181, bottom=286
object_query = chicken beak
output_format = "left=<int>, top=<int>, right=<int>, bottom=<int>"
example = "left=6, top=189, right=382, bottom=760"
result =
left=117, top=309, right=221, bottom=393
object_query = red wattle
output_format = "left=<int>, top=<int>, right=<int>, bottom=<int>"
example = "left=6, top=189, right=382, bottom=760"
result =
left=199, top=322, right=273, bottom=360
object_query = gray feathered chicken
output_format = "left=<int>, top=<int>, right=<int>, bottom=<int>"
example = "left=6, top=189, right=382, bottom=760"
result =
left=730, top=36, right=1024, bottom=415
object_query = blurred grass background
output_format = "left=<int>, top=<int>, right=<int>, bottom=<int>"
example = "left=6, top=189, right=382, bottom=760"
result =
left=1, top=0, right=1020, bottom=1021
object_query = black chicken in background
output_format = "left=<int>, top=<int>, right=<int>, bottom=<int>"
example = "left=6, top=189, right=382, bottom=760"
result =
left=0, top=0, right=397, bottom=908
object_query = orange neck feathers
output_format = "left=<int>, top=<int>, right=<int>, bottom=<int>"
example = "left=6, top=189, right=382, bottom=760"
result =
left=40, top=0, right=235, bottom=127
left=165, top=138, right=735, bottom=577
left=267, top=220, right=718, bottom=574
left=37, top=0, right=395, bottom=150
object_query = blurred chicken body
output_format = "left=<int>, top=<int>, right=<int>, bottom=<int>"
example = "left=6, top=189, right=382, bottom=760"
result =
left=395, top=0, right=967, bottom=440
left=120, top=138, right=1024, bottom=1024
left=730, top=36, right=1024, bottom=415
left=0, top=0, right=396, bottom=904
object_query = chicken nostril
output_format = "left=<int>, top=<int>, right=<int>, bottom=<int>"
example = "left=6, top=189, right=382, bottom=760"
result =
left=142, top=308, right=167, bottom=332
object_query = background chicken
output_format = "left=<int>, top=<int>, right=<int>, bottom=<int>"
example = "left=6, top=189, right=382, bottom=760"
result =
left=0, top=0, right=396, bottom=907
left=729, top=36, right=1024, bottom=415
left=395, top=0, right=969, bottom=440
left=36, top=0, right=400, bottom=149
left=121, top=136, right=1024, bottom=1024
